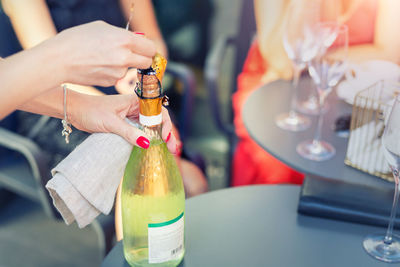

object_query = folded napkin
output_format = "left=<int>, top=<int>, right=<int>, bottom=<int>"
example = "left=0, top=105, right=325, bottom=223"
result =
left=46, top=133, right=133, bottom=228
left=337, top=60, right=400, bottom=105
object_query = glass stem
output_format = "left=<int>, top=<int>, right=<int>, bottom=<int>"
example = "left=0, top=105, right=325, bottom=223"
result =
left=289, top=65, right=302, bottom=118
left=313, top=89, right=326, bottom=145
left=384, top=168, right=400, bottom=245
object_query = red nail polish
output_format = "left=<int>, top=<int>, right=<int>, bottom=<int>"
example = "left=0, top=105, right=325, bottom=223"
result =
left=175, top=144, right=182, bottom=157
left=136, top=136, right=150, bottom=149
left=166, top=132, right=171, bottom=142
left=134, top=32, right=145, bottom=35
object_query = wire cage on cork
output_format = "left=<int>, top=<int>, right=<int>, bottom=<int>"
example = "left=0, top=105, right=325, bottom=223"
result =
left=345, top=81, right=399, bottom=182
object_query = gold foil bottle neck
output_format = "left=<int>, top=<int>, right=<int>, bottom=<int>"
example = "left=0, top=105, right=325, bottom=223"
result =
left=136, top=69, right=162, bottom=119
left=136, top=53, right=167, bottom=119
left=151, top=53, right=167, bottom=82
left=136, top=53, right=167, bottom=98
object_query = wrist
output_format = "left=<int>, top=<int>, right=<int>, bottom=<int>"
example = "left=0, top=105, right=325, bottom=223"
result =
left=66, top=89, right=83, bottom=129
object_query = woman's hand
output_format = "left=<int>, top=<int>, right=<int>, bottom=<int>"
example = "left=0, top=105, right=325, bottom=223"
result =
left=48, top=21, right=156, bottom=87
left=0, top=21, right=156, bottom=119
left=68, top=91, right=177, bottom=152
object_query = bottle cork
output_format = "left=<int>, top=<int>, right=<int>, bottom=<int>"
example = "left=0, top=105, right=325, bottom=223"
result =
left=137, top=68, right=160, bottom=98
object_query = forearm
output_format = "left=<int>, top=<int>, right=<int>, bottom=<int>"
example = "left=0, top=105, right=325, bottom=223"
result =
left=2, top=0, right=57, bottom=49
left=20, top=84, right=178, bottom=150
left=347, top=44, right=400, bottom=64
left=2, top=0, right=104, bottom=98
left=0, top=41, right=64, bottom=119
left=65, top=83, right=105, bottom=96
left=18, top=87, right=65, bottom=119
left=349, top=0, right=400, bottom=64
left=18, top=86, right=86, bottom=124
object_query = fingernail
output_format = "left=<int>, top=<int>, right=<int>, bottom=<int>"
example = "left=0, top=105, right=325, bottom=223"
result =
left=136, top=136, right=150, bottom=149
left=166, top=132, right=171, bottom=142
left=176, top=144, right=182, bottom=157
left=134, top=32, right=145, bottom=35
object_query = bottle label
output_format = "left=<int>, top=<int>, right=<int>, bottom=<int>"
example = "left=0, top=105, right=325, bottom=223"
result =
left=148, top=212, right=184, bottom=263
left=139, top=113, right=162, bottom=126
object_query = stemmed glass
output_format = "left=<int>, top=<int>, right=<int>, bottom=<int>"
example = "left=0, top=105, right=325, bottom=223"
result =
left=297, top=24, right=348, bottom=161
left=296, top=0, right=341, bottom=116
left=363, top=94, right=400, bottom=263
left=275, top=1, right=319, bottom=131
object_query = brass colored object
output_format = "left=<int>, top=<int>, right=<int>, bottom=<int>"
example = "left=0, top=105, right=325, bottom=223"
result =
left=151, top=53, right=168, bottom=82
left=134, top=139, right=169, bottom=197
left=345, top=81, right=400, bottom=182
left=136, top=68, right=163, bottom=117
left=136, top=54, right=168, bottom=116
left=139, top=98, right=162, bottom=116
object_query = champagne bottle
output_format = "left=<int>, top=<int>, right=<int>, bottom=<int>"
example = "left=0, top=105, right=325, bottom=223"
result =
left=121, top=55, right=185, bottom=267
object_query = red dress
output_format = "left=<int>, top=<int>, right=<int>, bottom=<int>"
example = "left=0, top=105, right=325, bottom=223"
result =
left=232, top=0, right=377, bottom=186
left=232, top=42, right=305, bottom=186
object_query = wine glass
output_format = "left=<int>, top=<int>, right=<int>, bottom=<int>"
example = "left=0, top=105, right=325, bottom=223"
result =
left=363, top=94, right=400, bottom=263
left=297, top=24, right=348, bottom=161
left=296, top=0, right=341, bottom=115
left=275, top=1, right=320, bottom=131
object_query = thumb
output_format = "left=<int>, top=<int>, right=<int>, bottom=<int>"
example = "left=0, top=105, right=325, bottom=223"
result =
left=108, top=116, right=150, bottom=149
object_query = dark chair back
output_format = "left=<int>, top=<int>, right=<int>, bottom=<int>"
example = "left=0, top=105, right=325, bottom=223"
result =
left=204, top=0, right=256, bottom=182
left=165, top=62, right=197, bottom=142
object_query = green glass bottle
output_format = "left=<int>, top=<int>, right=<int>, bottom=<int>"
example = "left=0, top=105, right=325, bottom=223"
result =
left=121, top=64, right=185, bottom=267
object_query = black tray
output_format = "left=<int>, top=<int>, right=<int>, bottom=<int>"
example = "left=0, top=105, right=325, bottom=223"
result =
left=298, top=173, right=400, bottom=228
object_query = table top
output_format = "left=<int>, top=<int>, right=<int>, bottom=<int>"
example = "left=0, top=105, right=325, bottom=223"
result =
left=242, top=79, right=392, bottom=189
left=102, top=185, right=388, bottom=267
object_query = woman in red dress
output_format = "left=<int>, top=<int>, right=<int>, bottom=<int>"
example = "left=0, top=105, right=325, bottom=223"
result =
left=232, top=0, right=400, bottom=186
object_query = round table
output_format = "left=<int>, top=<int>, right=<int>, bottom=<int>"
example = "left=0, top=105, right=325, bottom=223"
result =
left=102, top=185, right=387, bottom=267
left=242, top=79, right=391, bottom=189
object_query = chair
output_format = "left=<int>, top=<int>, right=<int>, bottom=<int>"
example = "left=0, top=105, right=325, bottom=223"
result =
left=204, top=0, right=256, bottom=182
left=0, top=126, right=115, bottom=258
left=165, top=62, right=196, bottom=143
left=164, top=62, right=206, bottom=173
left=0, top=127, right=55, bottom=218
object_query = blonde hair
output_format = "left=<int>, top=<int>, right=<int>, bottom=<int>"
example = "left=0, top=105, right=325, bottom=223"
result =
left=254, top=0, right=293, bottom=81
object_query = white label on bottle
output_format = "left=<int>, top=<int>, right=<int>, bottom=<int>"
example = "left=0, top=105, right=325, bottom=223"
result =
left=139, top=113, right=162, bottom=126
left=148, top=212, right=184, bottom=264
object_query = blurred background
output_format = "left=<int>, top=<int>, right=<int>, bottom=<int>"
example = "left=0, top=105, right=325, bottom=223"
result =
left=0, top=0, right=244, bottom=266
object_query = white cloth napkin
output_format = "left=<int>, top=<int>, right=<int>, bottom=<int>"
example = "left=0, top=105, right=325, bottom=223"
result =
left=337, top=60, right=400, bottom=104
left=45, top=133, right=133, bottom=228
